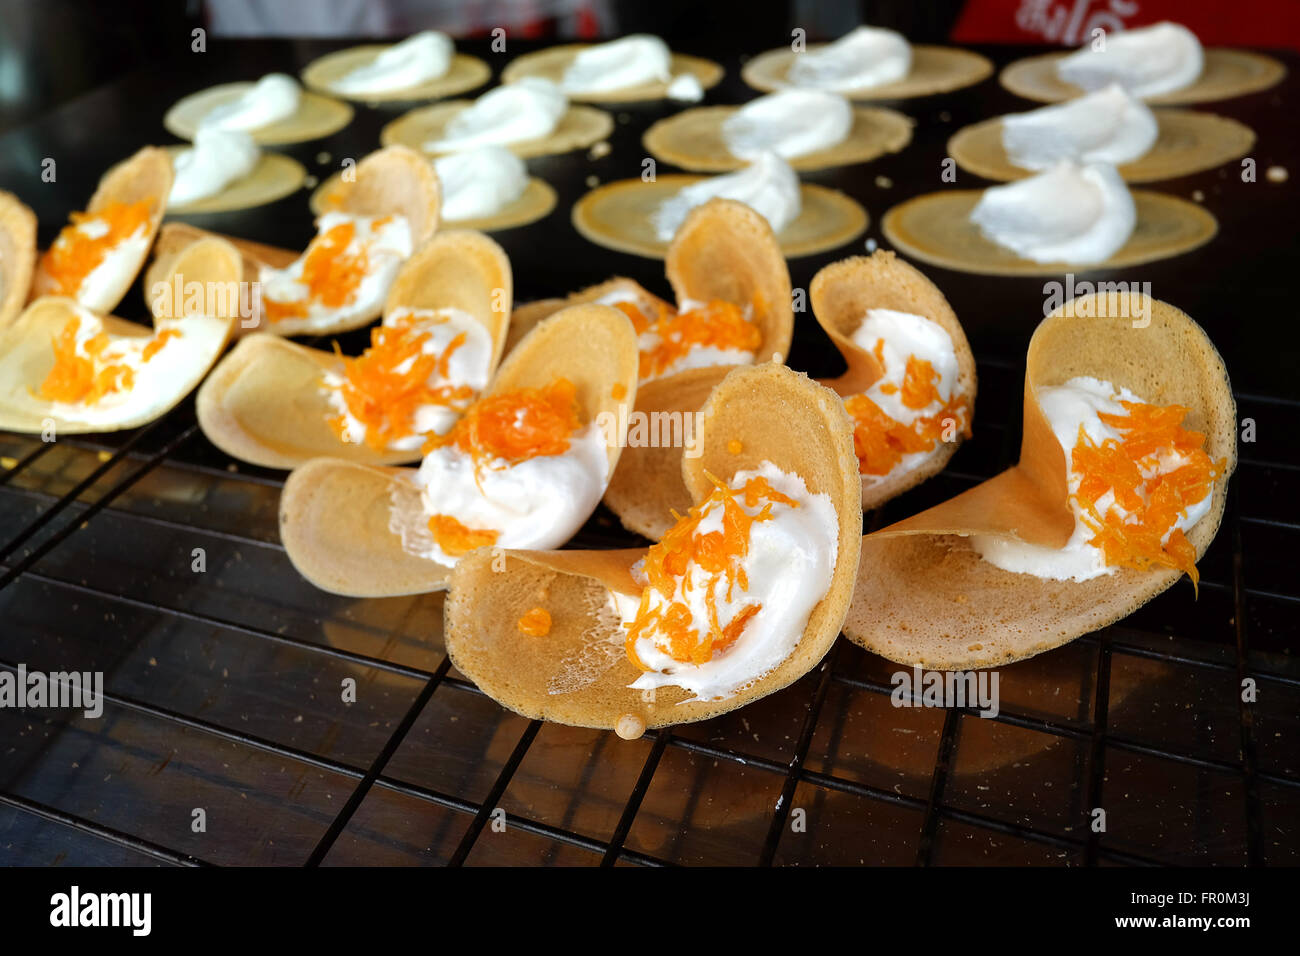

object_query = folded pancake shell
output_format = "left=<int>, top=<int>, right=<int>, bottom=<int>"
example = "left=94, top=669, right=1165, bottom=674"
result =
left=0, top=191, right=37, bottom=328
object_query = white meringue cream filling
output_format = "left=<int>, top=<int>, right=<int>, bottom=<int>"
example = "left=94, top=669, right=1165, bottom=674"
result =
left=561, top=34, right=672, bottom=93
left=426, top=78, right=568, bottom=152
left=199, top=73, right=301, bottom=132
left=722, top=89, right=853, bottom=160
left=788, top=25, right=911, bottom=91
left=331, top=31, right=453, bottom=95
left=1057, top=21, right=1204, bottom=99
left=1001, top=83, right=1158, bottom=170
left=652, top=151, right=801, bottom=241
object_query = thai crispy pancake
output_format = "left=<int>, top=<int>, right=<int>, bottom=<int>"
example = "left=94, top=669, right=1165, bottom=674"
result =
left=443, top=363, right=863, bottom=732
left=301, top=46, right=490, bottom=102
left=31, top=146, right=173, bottom=316
left=146, top=146, right=441, bottom=336
left=947, top=109, right=1256, bottom=184
left=164, top=82, right=354, bottom=145
left=600, top=199, right=794, bottom=539
left=844, top=292, right=1236, bottom=670
left=0, top=236, right=242, bottom=434
left=382, top=99, right=613, bottom=159
left=881, top=190, right=1217, bottom=277
left=0, top=191, right=37, bottom=328
left=999, top=49, right=1286, bottom=105
left=311, top=168, right=557, bottom=234
left=505, top=277, right=672, bottom=358
left=810, top=251, right=977, bottom=510
left=196, top=231, right=512, bottom=469
left=642, top=104, right=913, bottom=172
left=572, top=174, right=867, bottom=260
left=742, top=44, right=993, bottom=100
left=278, top=302, right=639, bottom=598
left=165, top=147, right=307, bottom=213
left=500, top=45, right=724, bottom=103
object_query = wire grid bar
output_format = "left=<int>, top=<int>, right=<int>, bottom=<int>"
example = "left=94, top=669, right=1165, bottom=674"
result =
left=0, top=388, right=1289, bottom=867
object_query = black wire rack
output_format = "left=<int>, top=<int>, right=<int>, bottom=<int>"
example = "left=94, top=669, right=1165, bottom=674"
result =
left=1, top=38, right=1298, bottom=867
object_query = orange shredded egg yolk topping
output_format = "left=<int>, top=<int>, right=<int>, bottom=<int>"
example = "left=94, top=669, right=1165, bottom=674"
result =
left=36, top=319, right=179, bottom=406
left=615, top=299, right=761, bottom=380
left=326, top=314, right=475, bottom=451
left=624, top=473, right=797, bottom=671
left=517, top=607, right=552, bottom=637
left=1070, top=400, right=1225, bottom=590
left=844, top=341, right=971, bottom=476
left=264, top=219, right=382, bottom=323
left=39, top=200, right=152, bottom=297
left=424, top=378, right=585, bottom=556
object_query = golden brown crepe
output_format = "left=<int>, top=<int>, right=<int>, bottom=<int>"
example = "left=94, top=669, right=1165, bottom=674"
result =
left=278, top=302, right=640, bottom=597
left=500, top=44, right=723, bottom=103
left=31, top=147, right=173, bottom=316
left=382, top=99, right=614, bottom=159
left=300, top=45, right=490, bottom=102
left=742, top=44, right=993, bottom=100
left=845, top=292, right=1236, bottom=670
left=164, top=83, right=353, bottom=145
left=947, top=108, right=1256, bottom=184
left=881, top=190, right=1217, bottom=276
left=0, top=191, right=37, bottom=328
left=0, top=236, right=243, bottom=434
left=999, top=49, right=1286, bottom=105
left=197, top=230, right=512, bottom=469
left=443, top=363, right=863, bottom=733
left=810, top=251, right=977, bottom=510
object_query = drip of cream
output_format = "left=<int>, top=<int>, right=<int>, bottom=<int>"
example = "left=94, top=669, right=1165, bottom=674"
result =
left=969, top=160, right=1135, bottom=264
left=394, top=424, right=611, bottom=567
left=723, top=89, right=853, bottom=160
left=426, top=78, right=568, bottom=152
left=787, top=25, right=912, bottom=91
left=652, top=151, right=801, bottom=241
left=168, top=127, right=261, bottom=207
left=971, top=376, right=1214, bottom=581
left=1057, top=21, right=1204, bottom=99
left=199, top=73, right=302, bottom=132
left=433, top=147, right=529, bottom=220
left=331, top=31, right=453, bottom=95
left=1001, top=83, right=1158, bottom=171
left=620, top=462, right=839, bottom=701
left=561, top=34, right=672, bottom=94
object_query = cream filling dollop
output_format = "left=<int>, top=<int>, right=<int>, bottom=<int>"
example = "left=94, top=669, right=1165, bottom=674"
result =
left=1001, top=83, right=1157, bottom=171
left=73, top=217, right=150, bottom=314
left=561, top=34, right=672, bottom=94
left=199, top=73, right=301, bottom=131
left=259, top=212, right=413, bottom=331
left=787, top=25, right=911, bottom=91
left=323, top=306, right=494, bottom=451
left=971, top=376, right=1214, bottom=582
left=652, top=150, right=801, bottom=241
left=849, top=308, right=962, bottom=484
left=426, top=78, right=568, bottom=152
left=1057, top=21, right=1204, bottom=99
left=433, top=147, right=529, bottom=221
left=168, top=127, right=260, bottom=207
left=396, top=424, right=610, bottom=568
left=666, top=73, right=704, bottom=102
left=331, top=31, right=453, bottom=95
left=43, top=305, right=228, bottom=428
left=969, top=160, right=1135, bottom=264
left=722, top=89, right=853, bottom=160
left=620, top=461, right=838, bottom=701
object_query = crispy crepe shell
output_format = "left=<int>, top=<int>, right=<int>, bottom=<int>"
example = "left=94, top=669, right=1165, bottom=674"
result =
left=499, top=45, right=724, bottom=103
left=278, top=302, right=640, bottom=597
left=947, top=109, right=1256, bottom=184
left=31, top=147, right=173, bottom=315
left=642, top=104, right=914, bottom=173
left=881, top=189, right=1217, bottom=276
left=301, top=46, right=490, bottom=102
left=742, top=44, right=993, bottom=100
left=444, top=363, right=863, bottom=731
left=999, top=49, right=1286, bottom=105
left=506, top=277, right=670, bottom=357
left=845, top=293, right=1236, bottom=670
left=197, top=231, right=513, bottom=469
left=810, top=251, right=977, bottom=509
left=0, top=236, right=242, bottom=434
left=382, top=100, right=614, bottom=159
left=164, top=83, right=353, bottom=145
left=572, top=175, right=868, bottom=260
left=0, top=191, right=37, bottom=328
